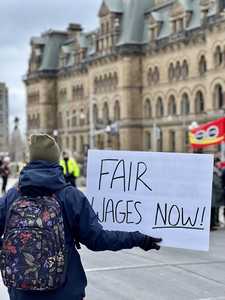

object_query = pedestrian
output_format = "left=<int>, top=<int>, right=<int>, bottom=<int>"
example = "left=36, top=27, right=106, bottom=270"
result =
left=0, top=156, right=10, bottom=194
left=0, top=134, right=162, bottom=300
left=60, top=151, right=80, bottom=187
left=211, top=157, right=224, bottom=230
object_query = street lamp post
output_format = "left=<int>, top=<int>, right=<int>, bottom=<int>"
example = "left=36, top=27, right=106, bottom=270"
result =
left=89, top=95, right=95, bottom=149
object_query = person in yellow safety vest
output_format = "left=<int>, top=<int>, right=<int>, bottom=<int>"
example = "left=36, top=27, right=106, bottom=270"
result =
left=60, top=152, right=80, bottom=187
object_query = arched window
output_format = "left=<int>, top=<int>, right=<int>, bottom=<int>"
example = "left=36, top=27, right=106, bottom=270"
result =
left=199, top=55, right=207, bottom=75
left=156, top=97, right=164, bottom=118
left=153, top=67, right=160, bottom=83
left=145, top=132, right=152, bottom=149
left=168, top=95, right=177, bottom=116
left=94, top=77, right=98, bottom=94
left=93, top=103, right=98, bottom=125
left=175, top=62, right=181, bottom=80
left=182, top=60, right=189, bottom=79
left=72, top=110, right=77, bottom=127
left=72, top=136, right=77, bottom=152
left=168, top=63, right=174, bottom=82
left=99, top=76, right=103, bottom=93
left=114, top=101, right=120, bottom=121
left=213, top=84, right=224, bottom=109
left=214, top=46, right=223, bottom=67
left=106, top=22, right=110, bottom=33
left=144, top=98, right=152, bottom=118
left=195, top=91, right=205, bottom=114
left=112, top=72, right=118, bottom=88
left=103, top=102, right=109, bottom=125
left=108, top=73, right=113, bottom=90
left=181, top=93, right=190, bottom=115
left=147, top=68, right=153, bottom=86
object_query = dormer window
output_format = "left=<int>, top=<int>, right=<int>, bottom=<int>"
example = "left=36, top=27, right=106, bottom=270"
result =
left=149, top=13, right=162, bottom=41
left=200, top=0, right=210, bottom=20
left=170, top=2, right=192, bottom=34
left=114, top=18, right=120, bottom=29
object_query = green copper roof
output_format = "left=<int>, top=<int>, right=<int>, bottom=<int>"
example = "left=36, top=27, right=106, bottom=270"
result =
left=32, top=0, right=221, bottom=72
left=39, top=33, right=67, bottom=71
left=104, top=0, right=124, bottom=13
left=118, top=0, right=154, bottom=45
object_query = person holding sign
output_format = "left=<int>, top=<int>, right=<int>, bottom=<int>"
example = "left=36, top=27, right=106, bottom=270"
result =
left=0, top=134, right=162, bottom=300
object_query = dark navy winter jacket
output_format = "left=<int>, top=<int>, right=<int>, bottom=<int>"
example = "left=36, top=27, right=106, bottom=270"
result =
left=0, top=161, right=145, bottom=300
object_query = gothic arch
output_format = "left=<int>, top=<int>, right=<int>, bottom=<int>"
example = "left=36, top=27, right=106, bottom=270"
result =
left=144, top=98, right=152, bottom=118
left=167, top=95, right=177, bottom=116
left=194, top=90, right=205, bottom=114
left=192, top=85, right=206, bottom=97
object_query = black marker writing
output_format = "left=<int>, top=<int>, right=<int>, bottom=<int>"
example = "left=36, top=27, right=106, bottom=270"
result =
left=91, top=196, right=142, bottom=225
left=98, top=159, right=152, bottom=193
left=153, top=203, right=206, bottom=230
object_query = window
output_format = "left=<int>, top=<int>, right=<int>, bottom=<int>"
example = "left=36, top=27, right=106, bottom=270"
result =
left=114, top=101, right=120, bottom=121
left=182, top=60, right=189, bottom=79
left=58, top=112, right=63, bottom=128
left=72, top=110, right=77, bottom=127
left=168, top=95, right=177, bottom=116
left=72, top=136, right=77, bottom=152
left=93, top=104, right=98, bottom=125
left=169, top=130, right=176, bottom=152
left=147, top=68, right=153, bottom=86
left=199, top=55, right=207, bottom=75
left=213, top=84, right=224, bottom=109
left=153, top=67, right=160, bottom=83
left=156, top=97, right=164, bottom=118
left=103, top=102, right=109, bottom=125
left=168, top=63, right=174, bottom=82
left=214, top=46, right=223, bottom=67
left=144, top=99, right=152, bottom=118
left=66, top=111, right=70, bottom=128
left=66, top=136, right=70, bottom=149
left=181, top=93, right=190, bottom=115
left=157, top=130, right=163, bottom=152
left=195, top=91, right=204, bottom=114
left=175, top=62, right=181, bottom=80
left=145, top=132, right=151, bottom=149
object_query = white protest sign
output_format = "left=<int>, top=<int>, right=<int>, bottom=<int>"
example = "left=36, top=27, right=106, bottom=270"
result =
left=86, top=150, right=213, bottom=251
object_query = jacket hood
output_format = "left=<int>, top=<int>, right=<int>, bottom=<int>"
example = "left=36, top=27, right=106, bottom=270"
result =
left=19, top=160, right=66, bottom=194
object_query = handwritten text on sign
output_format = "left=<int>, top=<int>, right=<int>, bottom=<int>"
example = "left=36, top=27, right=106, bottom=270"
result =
left=86, top=150, right=213, bottom=251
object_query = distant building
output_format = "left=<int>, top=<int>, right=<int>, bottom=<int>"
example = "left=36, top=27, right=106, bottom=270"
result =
left=0, top=82, right=9, bottom=154
left=24, top=0, right=225, bottom=159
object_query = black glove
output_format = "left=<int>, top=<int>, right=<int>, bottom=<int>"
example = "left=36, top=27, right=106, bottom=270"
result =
left=140, top=235, right=162, bottom=251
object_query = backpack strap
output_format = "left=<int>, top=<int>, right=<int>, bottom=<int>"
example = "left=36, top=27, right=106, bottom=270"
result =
left=54, top=185, right=81, bottom=250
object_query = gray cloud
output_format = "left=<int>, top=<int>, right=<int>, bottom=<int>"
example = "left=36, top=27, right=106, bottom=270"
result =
left=0, top=0, right=102, bottom=134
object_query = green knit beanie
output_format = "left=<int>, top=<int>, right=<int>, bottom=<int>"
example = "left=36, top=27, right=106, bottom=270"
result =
left=29, top=134, right=60, bottom=163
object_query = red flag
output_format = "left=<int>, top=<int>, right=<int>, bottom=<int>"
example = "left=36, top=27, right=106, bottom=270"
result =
left=189, top=117, right=225, bottom=149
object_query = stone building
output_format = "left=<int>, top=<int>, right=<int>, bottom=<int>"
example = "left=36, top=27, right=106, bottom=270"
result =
left=24, top=0, right=225, bottom=160
left=0, top=82, right=9, bottom=154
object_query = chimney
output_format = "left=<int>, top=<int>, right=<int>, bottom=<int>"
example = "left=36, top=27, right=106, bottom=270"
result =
left=67, top=23, right=83, bottom=39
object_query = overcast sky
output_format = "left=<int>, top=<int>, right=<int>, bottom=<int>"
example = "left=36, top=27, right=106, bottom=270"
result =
left=0, top=0, right=102, bottom=134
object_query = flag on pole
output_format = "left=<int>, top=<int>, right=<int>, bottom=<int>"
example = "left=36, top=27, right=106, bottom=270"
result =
left=189, top=117, right=225, bottom=149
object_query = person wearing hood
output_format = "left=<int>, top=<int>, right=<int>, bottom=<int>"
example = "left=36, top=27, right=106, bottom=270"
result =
left=0, top=134, right=162, bottom=300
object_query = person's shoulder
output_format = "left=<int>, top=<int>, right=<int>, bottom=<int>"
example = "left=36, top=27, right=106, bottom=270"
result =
left=63, top=185, right=86, bottom=202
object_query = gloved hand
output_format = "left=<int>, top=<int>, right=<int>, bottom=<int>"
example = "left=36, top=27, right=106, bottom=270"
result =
left=140, top=235, right=162, bottom=251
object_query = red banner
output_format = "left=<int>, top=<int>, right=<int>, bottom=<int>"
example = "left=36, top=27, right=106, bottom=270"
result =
left=189, top=117, right=225, bottom=149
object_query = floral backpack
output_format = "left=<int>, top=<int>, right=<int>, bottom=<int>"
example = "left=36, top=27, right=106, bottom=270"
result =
left=0, top=194, right=67, bottom=291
